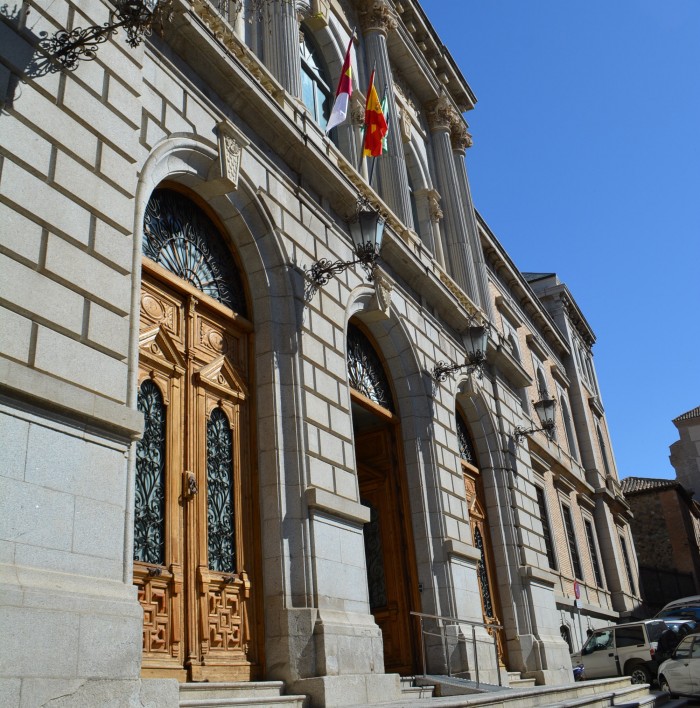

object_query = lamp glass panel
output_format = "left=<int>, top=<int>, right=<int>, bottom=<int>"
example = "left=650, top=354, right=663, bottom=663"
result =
left=534, top=397, right=556, bottom=426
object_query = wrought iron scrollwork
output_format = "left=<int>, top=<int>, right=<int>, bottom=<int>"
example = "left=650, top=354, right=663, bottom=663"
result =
left=346, top=324, right=394, bottom=412
left=143, top=189, right=247, bottom=316
left=457, top=414, right=477, bottom=465
left=207, top=407, right=236, bottom=574
left=474, top=527, right=494, bottom=619
left=134, top=380, right=166, bottom=566
left=362, top=501, right=387, bottom=609
left=37, top=0, right=172, bottom=73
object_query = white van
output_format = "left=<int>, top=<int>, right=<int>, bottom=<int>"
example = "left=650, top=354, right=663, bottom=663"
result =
left=571, top=620, right=669, bottom=684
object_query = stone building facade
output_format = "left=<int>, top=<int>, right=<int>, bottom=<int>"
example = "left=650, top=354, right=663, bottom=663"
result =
left=0, top=0, right=641, bottom=705
left=670, top=406, right=700, bottom=498
left=621, top=477, right=700, bottom=613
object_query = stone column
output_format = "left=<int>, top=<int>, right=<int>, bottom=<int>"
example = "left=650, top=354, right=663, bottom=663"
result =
left=360, top=0, right=414, bottom=228
left=263, top=1, right=302, bottom=98
left=426, top=95, right=480, bottom=303
left=451, top=122, right=493, bottom=319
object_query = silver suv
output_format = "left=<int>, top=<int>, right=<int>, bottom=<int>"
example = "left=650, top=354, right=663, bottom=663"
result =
left=571, top=620, right=672, bottom=684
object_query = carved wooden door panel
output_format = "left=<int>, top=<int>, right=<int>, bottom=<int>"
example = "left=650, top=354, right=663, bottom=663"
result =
left=462, top=463, right=506, bottom=666
left=356, top=426, right=418, bottom=676
left=134, top=263, right=258, bottom=681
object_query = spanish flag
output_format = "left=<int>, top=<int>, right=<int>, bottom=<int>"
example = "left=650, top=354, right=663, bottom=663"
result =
left=325, top=36, right=353, bottom=133
left=363, top=70, right=388, bottom=157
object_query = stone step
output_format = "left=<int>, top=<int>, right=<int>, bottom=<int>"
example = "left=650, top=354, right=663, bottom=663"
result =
left=399, top=676, right=435, bottom=698
left=508, top=677, right=537, bottom=688
left=357, top=676, right=659, bottom=707
left=179, top=681, right=307, bottom=708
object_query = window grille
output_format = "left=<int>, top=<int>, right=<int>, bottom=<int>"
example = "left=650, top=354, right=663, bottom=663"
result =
left=134, top=379, right=166, bottom=565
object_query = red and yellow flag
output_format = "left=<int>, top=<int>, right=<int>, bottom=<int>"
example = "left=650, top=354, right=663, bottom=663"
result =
left=363, top=71, right=388, bottom=157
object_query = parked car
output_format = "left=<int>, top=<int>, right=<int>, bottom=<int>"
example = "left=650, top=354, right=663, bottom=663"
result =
left=657, top=605, right=700, bottom=624
left=658, top=633, right=700, bottom=698
left=571, top=620, right=678, bottom=684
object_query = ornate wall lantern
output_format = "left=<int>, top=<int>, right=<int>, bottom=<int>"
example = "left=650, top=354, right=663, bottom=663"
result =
left=306, top=199, right=385, bottom=298
left=433, top=323, right=490, bottom=382
left=514, top=395, right=557, bottom=444
left=40, top=0, right=170, bottom=71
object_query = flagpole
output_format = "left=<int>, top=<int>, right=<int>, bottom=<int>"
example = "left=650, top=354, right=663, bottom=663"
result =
left=357, top=65, right=376, bottom=174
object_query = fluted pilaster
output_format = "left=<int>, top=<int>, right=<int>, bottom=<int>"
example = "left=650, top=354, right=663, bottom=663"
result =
left=263, top=1, right=302, bottom=97
left=451, top=123, right=493, bottom=319
left=426, top=95, right=480, bottom=304
left=360, top=0, right=413, bottom=228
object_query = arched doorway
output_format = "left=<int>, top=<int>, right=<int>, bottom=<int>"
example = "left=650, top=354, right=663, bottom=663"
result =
left=456, top=411, right=506, bottom=666
left=133, top=187, right=261, bottom=682
left=347, top=322, right=420, bottom=675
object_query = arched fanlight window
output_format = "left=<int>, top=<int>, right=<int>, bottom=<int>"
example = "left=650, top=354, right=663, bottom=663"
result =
left=346, top=323, right=394, bottom=412
left=143, top=188, right=247, bottom=317
left=456, top=413, right=477, bottom=466
left=300, top=28, right=332, bottom=131
left=134, top=379, right=166, bottom=566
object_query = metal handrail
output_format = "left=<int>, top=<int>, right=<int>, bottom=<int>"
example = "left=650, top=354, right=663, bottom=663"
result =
left=410, top=611, right=503, bottom=687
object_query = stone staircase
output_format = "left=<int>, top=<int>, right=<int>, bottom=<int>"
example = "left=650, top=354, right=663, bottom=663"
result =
left=351, top=676, right=691, bottom=707
left=177, top=676, right=691, bottom=708
left=179, top=681, right=308, bottom=708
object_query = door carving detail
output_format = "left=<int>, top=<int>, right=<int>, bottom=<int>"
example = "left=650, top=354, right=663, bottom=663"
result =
left=457, top=413, right=505, bottom=665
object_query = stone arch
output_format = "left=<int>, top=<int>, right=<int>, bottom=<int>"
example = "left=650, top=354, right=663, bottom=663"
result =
left=344, top=287, right=455, bottom=622
left=131, top=135, right=310, bottom=678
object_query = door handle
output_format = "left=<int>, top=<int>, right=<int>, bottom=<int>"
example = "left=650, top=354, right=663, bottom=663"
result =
left=608, top=652, right=614, bottom=657
left=184, top=470, right=198, bottom=497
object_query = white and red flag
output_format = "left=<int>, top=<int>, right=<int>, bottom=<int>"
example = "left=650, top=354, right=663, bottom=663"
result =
left=325, top=36, right=353, bottom=133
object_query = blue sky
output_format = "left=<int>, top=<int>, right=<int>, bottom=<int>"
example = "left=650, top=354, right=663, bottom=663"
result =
left=419, top=0, right=700, bottom=480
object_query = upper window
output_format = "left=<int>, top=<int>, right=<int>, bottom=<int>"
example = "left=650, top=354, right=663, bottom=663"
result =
left=562, top=504, right=583, bottom=580
left=300, top=29, right=332, bottom=130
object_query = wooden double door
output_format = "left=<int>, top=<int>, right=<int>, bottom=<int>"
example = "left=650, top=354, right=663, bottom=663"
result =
left=355, top=416, right=420, bottom=676
left=133, top=261, right=260, bottom=682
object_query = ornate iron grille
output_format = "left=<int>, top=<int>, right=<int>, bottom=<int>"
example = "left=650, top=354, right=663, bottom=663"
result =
left=362, top=501, right=387, bottom=609
left=143, top=189, right=247, bottom=316
left=347, top=324, right=394, bottom=411
left=134, top=379, right=166, bottom=565
left=457, top=414, right=477, bottom=465
left=207, top=407, right=236, bottom=573
left=474, top=527, right=494, bottom=618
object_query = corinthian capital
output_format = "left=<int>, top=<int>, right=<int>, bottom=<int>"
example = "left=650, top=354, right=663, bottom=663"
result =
left=359, top=0, right=397, bottom=34
left=425, top=94, right=458, bottom=133
left=450, top=121, right=473, bottom=152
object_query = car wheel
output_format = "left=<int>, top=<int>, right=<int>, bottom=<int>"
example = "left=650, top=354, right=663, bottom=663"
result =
left=659, top=675, right=674, bottom=698
left=628, top=664, right=652, bottom=685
